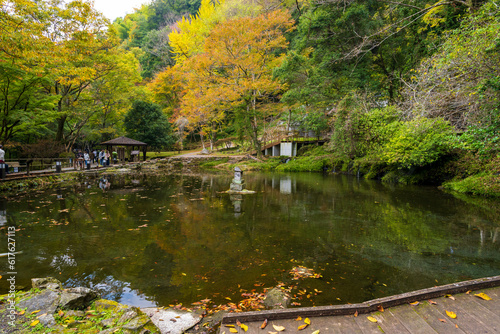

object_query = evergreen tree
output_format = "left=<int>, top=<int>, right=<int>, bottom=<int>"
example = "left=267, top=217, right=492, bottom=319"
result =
left=124, top=101, right=176, bottom=150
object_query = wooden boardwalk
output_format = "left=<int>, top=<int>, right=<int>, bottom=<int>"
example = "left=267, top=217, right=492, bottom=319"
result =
left=219, top=276, right=500, bottom=333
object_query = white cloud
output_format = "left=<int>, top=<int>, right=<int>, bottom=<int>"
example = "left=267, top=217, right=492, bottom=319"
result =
left=92, top=0, right=151, bottom=21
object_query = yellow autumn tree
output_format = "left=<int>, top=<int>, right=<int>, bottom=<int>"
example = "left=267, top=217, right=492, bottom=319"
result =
left=179, top=9, right=294, bottom=154
left=168, top=0, right=221, bottom=63
left=168, top=0, right=266, bottom=64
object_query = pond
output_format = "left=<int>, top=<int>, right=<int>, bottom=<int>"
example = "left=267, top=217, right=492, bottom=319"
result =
left=1, top=172, right=499, bottom=311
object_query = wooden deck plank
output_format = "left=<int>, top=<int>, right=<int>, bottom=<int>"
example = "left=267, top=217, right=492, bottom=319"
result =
left=388, top=305, right=438, bottom=334
left=320, top=315, right=362, bottom=334
left=470, top=288, right=500, bottom=313
left=352, top=313, right=387, bottom=334
left=412, top=300, right=466, bottom=333
left=452, top=294, right=500, bottom=332
left=313, top=316, right=356, bottom=334
left=368, top=310, right=411, bottom=333
left=432, top=294, right=492, bottom=333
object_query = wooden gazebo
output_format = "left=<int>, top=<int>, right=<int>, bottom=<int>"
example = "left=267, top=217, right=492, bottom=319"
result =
left=100, top=136, right=148, bottom=163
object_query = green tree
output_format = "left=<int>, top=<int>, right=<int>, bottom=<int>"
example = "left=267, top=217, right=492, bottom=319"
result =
left=139, top=27, right=176, bottom=78
left=402, top=1, right=500, bottom=147
left=0, top=0, right=59, bottom=144
left=124, top=100, right=176, bottom=150
left=148, top=0, right=201, bottom=30
left=84, top=50, right=143, bottom=144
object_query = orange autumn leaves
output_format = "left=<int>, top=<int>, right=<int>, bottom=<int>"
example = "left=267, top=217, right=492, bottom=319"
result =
left=150, top=9, right=294, bottom=148
left=179, top=10, right=293, bottom=133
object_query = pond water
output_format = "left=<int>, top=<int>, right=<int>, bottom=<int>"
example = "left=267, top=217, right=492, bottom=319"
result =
left=1, top=172, right=499, bottom=310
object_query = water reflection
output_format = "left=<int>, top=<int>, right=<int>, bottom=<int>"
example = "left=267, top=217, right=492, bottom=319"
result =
left=0, top=172, right=499, bottom=309
left=230, top=194, right=243, bottom=217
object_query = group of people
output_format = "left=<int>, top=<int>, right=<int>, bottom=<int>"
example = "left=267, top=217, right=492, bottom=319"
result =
left=73, top=149, right=115, bottom=170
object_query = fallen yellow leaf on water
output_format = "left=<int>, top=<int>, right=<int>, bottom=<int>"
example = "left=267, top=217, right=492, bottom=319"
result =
left=273, top=324, right=286, bottom=331
left=474, top=292, right=492, bottom=300
left=298, top=324, right=308, bottom=330
left=229, top=328, right=238, bottom=333
left=446, top=310, right=457, bottom=319
left=30, top=320, right=40, bottom=327
left=312, top=331, right=320, bottom=334
left=367, top=316, right=378, bottom=323
left=409, top=301, right=419, bottom=306
left=240, top=324, right=248, bottom=332
left=304, top=318, right=311, bottom=325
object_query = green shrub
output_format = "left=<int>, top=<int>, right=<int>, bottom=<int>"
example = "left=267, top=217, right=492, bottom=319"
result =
left=275, top=155, right=330, bottom=172
left=443, top=174, right=500, bottom=197
left=382, top=117, right=454, bottom=169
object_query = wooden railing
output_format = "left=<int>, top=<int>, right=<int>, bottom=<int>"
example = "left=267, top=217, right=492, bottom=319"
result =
left=3, top=158, right=73, bottom=175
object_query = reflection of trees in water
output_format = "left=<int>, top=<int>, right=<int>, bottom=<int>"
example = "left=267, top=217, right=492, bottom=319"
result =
left=2, top=172, right=500, bottom=307
left=65, top=275, right=127, bottom=302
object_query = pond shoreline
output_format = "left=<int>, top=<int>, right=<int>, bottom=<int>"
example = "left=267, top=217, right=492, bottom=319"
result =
left=0, top=277, right=209, bottom=334
left=2, top=152, right=499, bottom=198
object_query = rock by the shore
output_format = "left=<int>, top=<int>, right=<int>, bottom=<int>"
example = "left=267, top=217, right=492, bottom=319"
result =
left=5, top=278, right=161, bottom=334
left=1, top=277, right=221, bottom=334
left=142, top=307, right=202, bottom=334
left=59, top=287, right=100, bottom=310
left=263, top=287, right=291, bottom=309
left=31, top=277, right=63, bottom=291
left=17, top=289, right=60, bottom=314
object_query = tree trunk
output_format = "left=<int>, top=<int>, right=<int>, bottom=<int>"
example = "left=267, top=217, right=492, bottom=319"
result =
left=200, top=132, right=205, bottom=149
left=55, top=114, right=67, bottom=143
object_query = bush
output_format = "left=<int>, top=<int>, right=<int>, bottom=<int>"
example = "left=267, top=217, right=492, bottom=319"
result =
left=443, top=174, right=500, bottom=197
left=382, top=117, right=454, bottom=169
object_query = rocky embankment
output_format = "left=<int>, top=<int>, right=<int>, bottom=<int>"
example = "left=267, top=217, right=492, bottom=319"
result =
left=0, top=278, right=209, bottom=334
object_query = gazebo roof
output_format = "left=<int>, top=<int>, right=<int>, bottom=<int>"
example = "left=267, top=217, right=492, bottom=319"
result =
left=100, top=136, right=147, bottom=146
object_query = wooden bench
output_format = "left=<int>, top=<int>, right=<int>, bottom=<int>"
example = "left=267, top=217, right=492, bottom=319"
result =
left=7, top=162, right=22, bottom=173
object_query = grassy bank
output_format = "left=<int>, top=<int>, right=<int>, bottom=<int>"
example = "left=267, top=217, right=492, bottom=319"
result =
left=198, top=145, right=500, bottom=197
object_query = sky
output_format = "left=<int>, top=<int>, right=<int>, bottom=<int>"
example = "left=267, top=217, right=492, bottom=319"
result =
left=92, top=0, right=151, bottom=21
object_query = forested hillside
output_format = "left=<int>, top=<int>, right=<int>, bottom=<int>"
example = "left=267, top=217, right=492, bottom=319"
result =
left=1, top=0, right=499, bottom=193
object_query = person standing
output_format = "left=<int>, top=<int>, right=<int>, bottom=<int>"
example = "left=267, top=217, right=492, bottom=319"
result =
left=105, top=150, right=110, bottom=166
left=0, top=145, right=7, bottom=174
left=84, top=151, right=90, bottom=168
left=99, top=150, right=104, bottom=166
